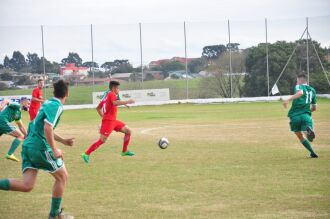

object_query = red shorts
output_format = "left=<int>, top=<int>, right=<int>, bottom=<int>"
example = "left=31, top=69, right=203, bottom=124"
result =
left=100, top=120, right=125, bottom=137
left=28, top=107, right=38, bottom=121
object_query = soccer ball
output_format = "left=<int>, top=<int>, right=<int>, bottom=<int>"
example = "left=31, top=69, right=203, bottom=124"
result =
left=158, top=137, right=169, bottom=149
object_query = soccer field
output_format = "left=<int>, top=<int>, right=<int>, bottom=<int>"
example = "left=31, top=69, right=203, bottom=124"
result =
left=0, top=100, right=329, bottom=218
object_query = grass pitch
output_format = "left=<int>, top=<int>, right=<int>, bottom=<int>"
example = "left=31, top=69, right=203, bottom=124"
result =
left=0, top=100, right=329, bottom=218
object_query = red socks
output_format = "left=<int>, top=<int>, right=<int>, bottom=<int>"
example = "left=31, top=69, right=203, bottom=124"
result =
left=122, top=134, right=131, bottom=152
left=85, top=139, right=103, bottom=155
left=86, top=135, right=131, bottom=155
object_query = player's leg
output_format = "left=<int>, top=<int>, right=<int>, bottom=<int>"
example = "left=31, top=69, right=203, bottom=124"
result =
left=300, top=114, right=317, bottom=157
left=117, top=122, right=134, bottom=156
left=6, top=129, right=25, bottom=162
left=49, top=166, right=69, bottom=218
left=302, top=114, right=315, bottom=142
left=28, top=107, right=37, bottom=121
left=294, top=132, right=318, bottom=158
left=82, top=120, right=112, bottom=163
left=0, top=168, right=38, bottom=192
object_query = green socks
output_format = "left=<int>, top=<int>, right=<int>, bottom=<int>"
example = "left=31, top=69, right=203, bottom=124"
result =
left=0, top=179, right=10, bottom=190
left=50, top=197, right=62, bottom=217
left=7, top=138, right=21, bottom=155
left=301, top=139, right=316, bottom=155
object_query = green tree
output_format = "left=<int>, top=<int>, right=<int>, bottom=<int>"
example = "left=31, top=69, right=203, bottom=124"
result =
left=202, top=45, right=227, bottom=60
left=160, top=61, right=184, bottom=73
left=243, top=40, right=330, bottom=96
left=0, top=72, right=13, bottom=80
left=83, top=61, right=99, bottom=68
left=27, top=53, right=41, bottom=73
left=188, top=58, right=208, bottom=73
left=101, top=62, right=116, bottom=72
left=111, top=60, right=133, bottom=73
left=61, top=52, right=83, bottom=66
left=10, top=51, right=27, bottom=72
left=3, top=56, right=11, bottom=69
left=200, top=51, right=246, bottom=98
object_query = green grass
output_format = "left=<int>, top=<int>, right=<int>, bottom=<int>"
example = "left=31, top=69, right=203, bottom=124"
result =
left=0, top=100, right=330, bottom=218
left=0, top=79, right=202, bottom=104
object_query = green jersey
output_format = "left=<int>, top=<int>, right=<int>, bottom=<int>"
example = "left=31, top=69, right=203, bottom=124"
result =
left=101, top=89, right=120, bottom=101
left=288, top=84, right=316, bottom=118
left=0, top=103, right=21, bottom=122
left=23, top=97, right=64, bottom=150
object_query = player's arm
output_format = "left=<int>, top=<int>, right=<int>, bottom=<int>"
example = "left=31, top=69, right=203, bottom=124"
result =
left=0, top=99, right=10, bottom=111
left=311, top=104, right=317, bottom=112
left=54, top=133, right=75, bottom=146
left=44, top=123, right=63, bottom=158
left=32, top=90, right=43, bottom=102
left=113, top=99, right=135, bottom=106
left=282, top=90, right=303, bottom=108
left=32, top=96, right=43, bottom=102
left=15, top=120, right=27, bottom=138
left=311, top=91, right=317, bottom=112
left=96, top=104, right=104, bottom=118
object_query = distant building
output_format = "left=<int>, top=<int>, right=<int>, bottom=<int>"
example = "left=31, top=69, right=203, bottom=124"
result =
left=149, top=59, right=171, bottom=68
left=149, top=57, right=197, bottom=68
left=60, top=63, right=89, bottom=76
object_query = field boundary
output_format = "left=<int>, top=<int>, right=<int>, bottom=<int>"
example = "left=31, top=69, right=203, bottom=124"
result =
left=63, top=94, right=330, bottom=110
left=63, top=96, right=289, bottom=110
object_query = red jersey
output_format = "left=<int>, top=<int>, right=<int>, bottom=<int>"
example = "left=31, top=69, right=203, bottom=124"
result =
left=30, top=87, right=43, bottom=109
left=98, top=91, right=118, bottom=121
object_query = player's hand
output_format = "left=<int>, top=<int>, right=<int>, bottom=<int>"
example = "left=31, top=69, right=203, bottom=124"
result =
left=127, top=99, right=135, bottom=104
left=53, top=148, right=63, bottom=159
left=63, top=138, right=75, bottom=146
left=282, top=99, right=289, bottom=108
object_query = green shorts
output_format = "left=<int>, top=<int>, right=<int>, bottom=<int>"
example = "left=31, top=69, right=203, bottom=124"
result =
left=21, top=147, right=64, bottom=173
left=289, top=113, right=313, bottom=132
left=0, top=118, right=16, bottom=136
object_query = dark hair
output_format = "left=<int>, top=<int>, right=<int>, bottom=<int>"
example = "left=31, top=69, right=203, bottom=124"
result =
left=38, top=79, right=44, bottom=83
left=53, top=80, right=69, bottom=98
left=109, top=81, right=120, bottom=90
left=297, top=73, right=307, bottom=80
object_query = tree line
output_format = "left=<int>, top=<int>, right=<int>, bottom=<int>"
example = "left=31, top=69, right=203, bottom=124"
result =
left=1, top=40, right=329, bottom=95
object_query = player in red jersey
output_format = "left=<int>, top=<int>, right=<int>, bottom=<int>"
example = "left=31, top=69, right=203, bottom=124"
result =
left=81, top=81, right=135, bottom=163
left=29, top=79, right=44, bottom=121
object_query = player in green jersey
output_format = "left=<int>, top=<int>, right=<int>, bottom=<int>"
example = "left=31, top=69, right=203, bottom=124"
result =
left=283, top=73, right=318, bottom=158
left=0, top=98, right=29, bottom=162
left=0, top=80, right=75, bottom=219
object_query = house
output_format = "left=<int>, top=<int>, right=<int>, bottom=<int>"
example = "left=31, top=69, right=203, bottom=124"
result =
left=148, top=59, right=171, bottom=68
left=60, top=63, right=89, bottom=76
left=149, top=57, right=197, bottom=68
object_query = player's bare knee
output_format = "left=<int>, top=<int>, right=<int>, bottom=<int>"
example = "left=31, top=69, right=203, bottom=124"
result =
left=56, top=171, right=68, bottom=185
left=124, top=126, right=131, bottom=135
left=22, top=183, right=34, bottom=192
left=100, top=137, right=107, bottom=143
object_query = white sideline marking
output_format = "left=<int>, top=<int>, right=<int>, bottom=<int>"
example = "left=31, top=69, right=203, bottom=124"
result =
left=139, top=123, right=290, bottom=135
left=140, top=124, right=224, bottom=135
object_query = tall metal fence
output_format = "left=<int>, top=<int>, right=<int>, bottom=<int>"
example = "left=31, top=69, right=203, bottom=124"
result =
left=0, top=16, right=329, bottom=104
